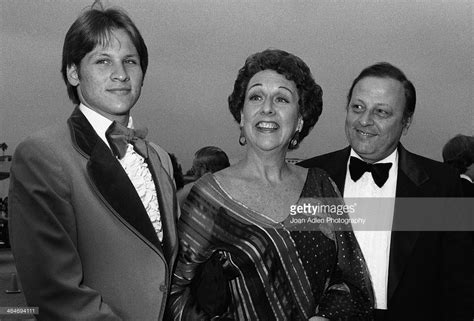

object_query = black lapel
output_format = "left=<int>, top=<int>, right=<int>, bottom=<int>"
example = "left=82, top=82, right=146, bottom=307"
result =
left=68, top=107, right=162, bottom=250
left=388, top=144, right=424, bottom=301
left=396, top=144, right=429, bottom=190
left=298, top=147, right=350, bottom=194
left=327, top=147, right=351, bottom=194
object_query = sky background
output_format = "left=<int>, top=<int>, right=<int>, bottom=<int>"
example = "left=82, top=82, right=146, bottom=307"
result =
left=1, top=0, right=472, bottom=172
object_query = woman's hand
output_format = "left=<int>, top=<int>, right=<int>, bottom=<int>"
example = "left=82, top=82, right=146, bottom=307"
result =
left=308, top=317, right=329, bottom=321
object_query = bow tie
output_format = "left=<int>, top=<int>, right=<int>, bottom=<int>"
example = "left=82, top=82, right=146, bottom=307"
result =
left=349, top=156, right=392, bottom=188
left=105, top=121, right=149, bottom=159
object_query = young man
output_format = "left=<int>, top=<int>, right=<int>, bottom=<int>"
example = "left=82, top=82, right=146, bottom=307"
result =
left=9, top=4, right=178, bottom=320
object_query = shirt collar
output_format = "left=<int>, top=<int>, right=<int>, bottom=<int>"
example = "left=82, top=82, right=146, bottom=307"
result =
left=349, top=148, right=398, bottom=165
left=346, top=147, right=399, bottom=195
left=460, top=174, right=473, bottom=183
left=78, top=103, right=133, bottom=149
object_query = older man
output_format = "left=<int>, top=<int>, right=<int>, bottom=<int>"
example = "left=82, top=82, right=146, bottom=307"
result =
left=299, top=62, right=473, bottom=321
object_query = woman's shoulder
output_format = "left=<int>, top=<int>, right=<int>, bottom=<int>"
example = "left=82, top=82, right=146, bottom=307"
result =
left=298, top=165, right=328, bottom=177
left=212, top=165, right=241, bottom=181
left=301, top=166, right=341, bottom=198
left=188, top=172, right=234, bottom=205
left=188, top=173, right=217, bottom=195
left=184, top=173, right=251, bottom=225
left=302, top=166, right=333, bottom=183
left=211, top=166, right=247, bottom=194
left=181, top=174, right=223, bottom=220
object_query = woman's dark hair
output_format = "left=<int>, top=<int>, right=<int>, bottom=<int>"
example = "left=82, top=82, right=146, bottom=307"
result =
left=61, top=4, right=148, bottom=104
left=228, top=49, right=323, bottom=149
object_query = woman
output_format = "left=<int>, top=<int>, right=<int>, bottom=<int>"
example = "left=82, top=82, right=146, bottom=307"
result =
left=168, top=49, right=374, bottom=320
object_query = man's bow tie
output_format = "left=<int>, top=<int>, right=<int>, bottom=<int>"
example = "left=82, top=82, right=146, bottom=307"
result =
left=105, top=121, right=149, bottom=159
left=349, top=156, right=392, bottom=188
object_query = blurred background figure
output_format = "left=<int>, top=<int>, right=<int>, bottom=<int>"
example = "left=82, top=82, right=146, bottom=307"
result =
left=190, top=146, right=230, bottom=178
left=0, top=143, right=12, bottom=248
left=0, top=196, right=9, bottom=248
left=442, top=134, right=474, bottom=197
left=168, top=153, right=185, bottom=191
left=177, top=146, right=230, bottom=207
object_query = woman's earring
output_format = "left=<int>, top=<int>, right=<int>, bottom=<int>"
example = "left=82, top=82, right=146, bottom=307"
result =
left=290, top=131, right=300, bottom=148
left=239, top=127, right=246, bottom=146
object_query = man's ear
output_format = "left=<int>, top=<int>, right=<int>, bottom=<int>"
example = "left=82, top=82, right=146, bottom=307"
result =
left=66, top=64, right=80, bottom=86
left=402, top=116, right=412, bottom=135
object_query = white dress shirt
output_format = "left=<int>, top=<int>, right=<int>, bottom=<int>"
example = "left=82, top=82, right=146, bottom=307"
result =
left=344, top=148, right=398, bottom=309
left=79, top=104, right=162, bottom=241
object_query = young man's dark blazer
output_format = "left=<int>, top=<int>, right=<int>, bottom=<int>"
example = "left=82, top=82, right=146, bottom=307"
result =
left=9, top=107, right=179, bottom=321
left=298, top=144, right=474, bottom=321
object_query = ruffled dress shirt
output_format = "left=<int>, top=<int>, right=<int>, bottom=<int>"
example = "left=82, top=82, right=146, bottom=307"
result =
left=79, top=104, right=162, bottom=241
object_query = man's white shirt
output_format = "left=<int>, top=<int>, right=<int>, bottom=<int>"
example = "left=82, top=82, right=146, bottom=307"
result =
left=343, top=148, right=398, bottom=309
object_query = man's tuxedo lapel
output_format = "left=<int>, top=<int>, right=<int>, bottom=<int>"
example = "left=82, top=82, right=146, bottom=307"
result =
left=325, top=147, right=351, bottom=193
left=388, top=144, right=425, bottom=301
left=396, top=144, right=429, bottom=190
left=299, top=147, right=350, bottom=192
left=146, top=144, right=178, bottom=266
left=68, top=107, right=162, bottom=250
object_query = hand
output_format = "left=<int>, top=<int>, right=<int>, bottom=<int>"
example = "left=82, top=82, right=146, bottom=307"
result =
left=308, top=317, right=329, bottom=321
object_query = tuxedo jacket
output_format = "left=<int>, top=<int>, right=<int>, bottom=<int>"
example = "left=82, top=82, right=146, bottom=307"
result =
left=299, top=144, right=474, bottom=321
left=460, top=177, right=474, bottom=197
left=9, top=108, right=179, bottom=321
